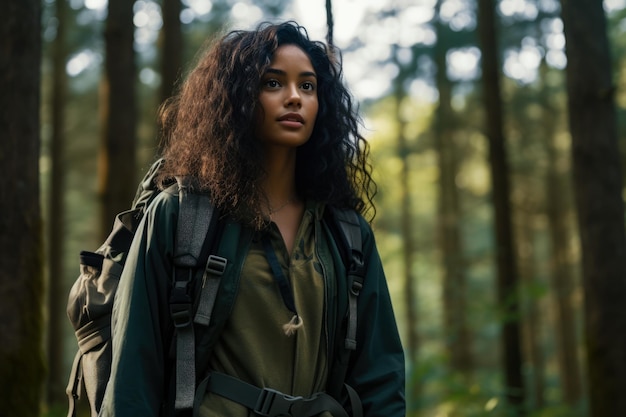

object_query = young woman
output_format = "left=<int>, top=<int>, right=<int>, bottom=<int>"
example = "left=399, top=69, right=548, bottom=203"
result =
left=99, top=21, right=405, bottom=417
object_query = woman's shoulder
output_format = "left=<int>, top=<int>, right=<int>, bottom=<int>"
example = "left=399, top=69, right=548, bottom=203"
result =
left=323, top=204, right=374, bottom=236
left=145, top=183, right=217, bottom=235
left=146, top=183, right=181, bottom=213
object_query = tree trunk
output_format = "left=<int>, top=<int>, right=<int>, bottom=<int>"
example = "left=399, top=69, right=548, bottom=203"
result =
left=392, top=48, right=420, bottom=412
left=541, top=65, right=583, bottom=406
left=546, top=134, right=583, bottom=406
left=98, top=0, right=137, bottom=241
left=433, top=8, right=472, bottom=377
left=560, top=0, right=626, bottom=414
left=396, top=96, right=419, bottom=368
left=325, top=0, right=334, bottom=49
left=0, top=0, right=45, bottom=415
left=157, top=0, right=182, bottom=153
left=46, top=0, right=69, bottom=406
left=517, top=194, right=546, bottom=409
left=477, top=0, right=525, bottom=412
left=160, top=0, right=182, bottom=105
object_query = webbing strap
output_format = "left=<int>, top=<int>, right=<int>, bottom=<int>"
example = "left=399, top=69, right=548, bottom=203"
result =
left=331, top=209, right=364, bottom=351
left=174, top=179, right=214, bottom=267
left=65, top=351, right=83, bottom=417
left=194, top=255, right=227, bottom=326
left=206, top=372, right=352, bottom=417
left=171, top=179, right=216, bottom=411
left=262, top=235, right=298, bottom=315
left=174, top=299, right=195, bottom=410
left=345, top=384, right=363, bottom=417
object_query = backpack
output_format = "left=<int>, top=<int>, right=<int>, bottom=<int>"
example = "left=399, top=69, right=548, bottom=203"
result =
left=65, top=158, right=365, bottom=417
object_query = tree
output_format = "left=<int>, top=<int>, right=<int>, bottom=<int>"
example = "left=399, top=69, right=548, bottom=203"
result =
left=98, top=0, right=137, bottom=241
left=540, top=64, right=582, bottom=407
left=389, top=44, right=421, bottom=412
left=0, top=0, right=45, bottom=415
left=160, top=0, right=182, bottom=105
left=156, top=0, right=183, bottom=153
left=560, top=0, right=626, bottom=414
left=516, top=189, right=546, bottom=409
left=507, top=81, right=548, bottom=410
left=477, top=0, right=525, bottom=412
left=46, top=0, right=70, bottom=406
left=325, top=0, right=334, bottom=49
left=433, top=2, right=472, bottom=378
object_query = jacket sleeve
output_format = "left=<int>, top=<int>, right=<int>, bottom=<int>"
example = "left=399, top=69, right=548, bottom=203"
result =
left=99, top=191, right=179, bottom=417
left=346, top=218, right=406, bottom=417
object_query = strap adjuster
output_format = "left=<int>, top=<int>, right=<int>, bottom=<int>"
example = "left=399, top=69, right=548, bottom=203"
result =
left=170, top=302, right=192, bottom=328
left=349, top=276, right=363, bottom=296
left=170, top=283, right=192, bottom=328
left=206, top=255, right=227, bottom=276
left=348, top=250, right=365, bottom=297
left=255, top=388, right=302, bottom=417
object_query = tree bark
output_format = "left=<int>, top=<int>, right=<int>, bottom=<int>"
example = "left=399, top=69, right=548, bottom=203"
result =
left=0, top=0, right=45, bottom=415
left=391, top=47, right=420, bottom=412
left=477, top=0, right=525, bottom=411
left=517, top=193, right=546, bottom=409
left=560, top=0, right=626, bottom=414
left=98, top=0, right=137, bottom=241
left=325, top=0, right=334, bottom=49
left=433, top=12, right=472, bottom=377
left=160, top=0, right=182, bottom=104
left=541, top=66, right=583, bottom=406
left=396, top=94, right=419, bottom=368
left=46, top=0, right=69, bottom=406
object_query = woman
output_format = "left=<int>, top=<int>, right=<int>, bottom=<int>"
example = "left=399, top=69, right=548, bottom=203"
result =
left=99, top=21, right=405, bottom=417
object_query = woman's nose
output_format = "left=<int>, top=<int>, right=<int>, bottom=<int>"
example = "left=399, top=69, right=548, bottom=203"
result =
left=285, top=84, right=302, bottom=107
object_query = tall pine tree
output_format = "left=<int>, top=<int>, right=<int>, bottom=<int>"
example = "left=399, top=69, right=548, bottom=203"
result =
left=0, top=0, right=46, bottom=415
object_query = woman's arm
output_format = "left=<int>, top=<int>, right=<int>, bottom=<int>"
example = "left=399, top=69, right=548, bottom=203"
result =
left=346, top=219, right=406, bottom=417
left=99, top=192, right=179, bottom=417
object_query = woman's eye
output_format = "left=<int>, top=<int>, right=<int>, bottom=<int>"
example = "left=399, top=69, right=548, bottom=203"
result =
left=301, top=81, right=316, bottom=91
left=265, top=79, right=280, bottom=88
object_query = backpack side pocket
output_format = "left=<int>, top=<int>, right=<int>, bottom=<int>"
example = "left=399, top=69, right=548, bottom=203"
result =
left=66, top=251, right=122, bottom=417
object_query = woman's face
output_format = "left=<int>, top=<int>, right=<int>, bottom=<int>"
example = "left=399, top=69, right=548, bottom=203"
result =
left=255, top=44, right=319, bottom=149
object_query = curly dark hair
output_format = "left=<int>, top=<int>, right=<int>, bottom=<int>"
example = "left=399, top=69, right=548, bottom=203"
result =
left=157, top=21, right=376, bottom=228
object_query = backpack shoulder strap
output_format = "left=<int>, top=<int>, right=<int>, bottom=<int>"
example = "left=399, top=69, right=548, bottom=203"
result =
left=327, top=206, right=365, bottom=350
left=170, top=177, right=219, bottom=411
left=325, top=207, right=365, bottom=417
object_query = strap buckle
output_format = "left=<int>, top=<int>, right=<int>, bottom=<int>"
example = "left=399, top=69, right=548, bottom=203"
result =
left=255, top=388, right=302, bottom=417
left=206, top=255, right=227, bottom=276
left=348, top=250, right=365, bottom=296
left=170, top=282, right=192, bottom=328
left=170, top=302, right=192, bottom=328
left=349, top=275, right=363, bottom=296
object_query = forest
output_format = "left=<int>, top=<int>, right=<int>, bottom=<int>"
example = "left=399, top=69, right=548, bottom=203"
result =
left=1, top=0, right=626, bottom=416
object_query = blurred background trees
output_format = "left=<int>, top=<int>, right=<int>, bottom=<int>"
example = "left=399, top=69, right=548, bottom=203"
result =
left=0, top=0, right=45, bottom=415
left=561, top=0, right=626, bottom=414
left=2, top=0, right=625, bottom=415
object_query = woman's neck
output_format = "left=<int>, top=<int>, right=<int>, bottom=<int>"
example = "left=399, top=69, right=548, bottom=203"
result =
left=261, top=146, right=304, bottom=255
left=262, top=146, right=298, bottom=210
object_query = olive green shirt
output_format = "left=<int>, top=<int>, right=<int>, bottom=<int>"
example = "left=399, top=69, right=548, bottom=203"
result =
left=198, top=202, right=333, bottom=416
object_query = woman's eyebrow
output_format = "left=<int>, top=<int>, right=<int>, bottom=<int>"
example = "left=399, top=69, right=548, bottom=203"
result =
left=265, top=68, right=317, bottom=78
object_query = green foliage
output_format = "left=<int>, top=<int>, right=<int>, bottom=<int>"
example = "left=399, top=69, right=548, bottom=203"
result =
left=42, top=403, right=69, bottom=417
left=405, top=351, right=588, bottom=417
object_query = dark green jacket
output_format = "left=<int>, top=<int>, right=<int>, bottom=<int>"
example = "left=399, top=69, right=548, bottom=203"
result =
left=99, top=187, right=405, bottom=417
